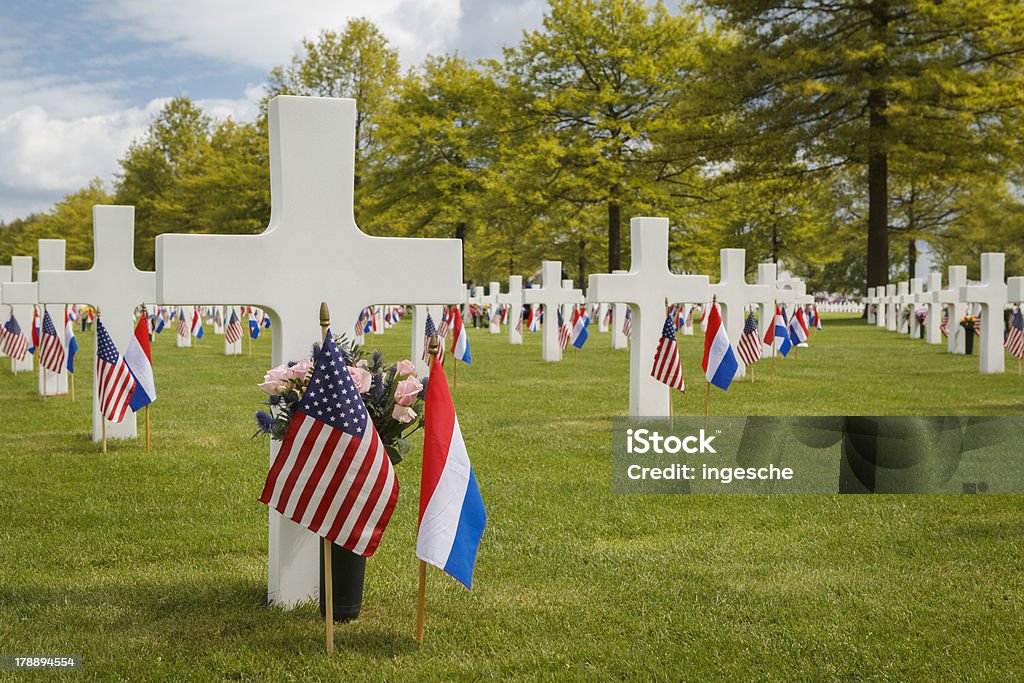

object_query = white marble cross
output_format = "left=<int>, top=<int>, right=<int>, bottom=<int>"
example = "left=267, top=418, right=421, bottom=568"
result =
left=411, top=304, right=443, bottom=377
left=0, top=265, right=10, bottom=359
left=176, top=305, right=194, bottom=347
left=154, top=96, right=462, bottom=609
left=587, top=217, right=709, bottom=416
left=597, top=303, right=609, bottom=332
left=36, top=240, right=68, bottom=394
left=496, top=275, right=523, bottom=345
left=561, top=279, right=584, bottom=325
left=933, top=266, right=967, bottom=354
left=522, top=261, right=583, bottom=362
left=38, top=206, right=156, bottom=438
left=608, top=270, right=629, bottom=350
left=921, top=274, right=943, bottom=345
left=2, top=257, right=36, bottom=372
left=710, top=249, right=768, bottom=377
left=875, top=286, right=888, bottom=329
left=895, top=281, right=910, bottom=334
left=884, top=284, right=898, bottom=331
left=865, top=287, right=878, bottom=325
left=484, top=282, right=502, bottom=333
left=904, top=278, right=924, bottom=339
left=961, top=253, right=1007, bottom=374
left=1009, top=277, right=1024, bottom=306
left=756, top=264, right=778, bottom=358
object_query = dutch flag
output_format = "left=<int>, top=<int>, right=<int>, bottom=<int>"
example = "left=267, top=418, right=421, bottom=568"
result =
left=570, top=307, right=590, bottom=349
left=417, top=355, right=486, bottom=588
left=789, top=307, right=809, bottom=347
left=449, top=307, right=471, bottom=364
left=125, top=315, right=156, bottom=412
left=702, top=301, right=739, bottom=391
left=766, top=305, right=792, bottom=357
left=191, top=308, right=204, bottom=340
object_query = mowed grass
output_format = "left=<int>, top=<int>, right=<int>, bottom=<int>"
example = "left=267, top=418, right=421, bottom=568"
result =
left=1, top=314, right=1022, bottom=681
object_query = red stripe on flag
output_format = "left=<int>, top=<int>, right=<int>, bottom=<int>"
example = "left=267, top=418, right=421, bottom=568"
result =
left=419, top=358, right=455, bottom=525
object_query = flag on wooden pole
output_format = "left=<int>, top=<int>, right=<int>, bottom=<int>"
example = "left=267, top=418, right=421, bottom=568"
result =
left=95, top=319, right=136, bottom=423
left=651, top=315, right=685, bottom=393
left=38, top=309, right=66, bottom=374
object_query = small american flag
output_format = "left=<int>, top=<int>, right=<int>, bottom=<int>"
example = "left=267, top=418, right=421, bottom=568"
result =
left=259, top=331, right=398, bottom=557
left=622, top=308, right=633, bottom=338
left=38, top=309, right=66, bottom=374
left=974, top=311, right=982, bottom=336
left=490, top=306, right=502, bottom=327
left=225, top=309, right=243, bottom=344
left=95, top=319, right=136, bottom=423
left=939, top=310, right=949, bottom=337
left=737, top=311, right=761, bottom=367
left=437, top=306, right=452, bottom=339
left=515, top=306, right=523, bottom=333
left=558, top=309, right=571, bottom=350
left=651, top=315, right=685, bottom=392
left=1, top=315, right=28, bottom=361
left=423, top=312, right=445, bottom=364
left=176, top=309, right=189, bottom=337
left=1005, top=307, right=1024, bottom=359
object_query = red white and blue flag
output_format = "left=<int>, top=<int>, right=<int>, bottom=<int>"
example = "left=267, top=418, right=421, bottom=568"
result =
left=125, top=314, right=156, bottom=412
left=225, top=309, right=243, bottom=344
left=1005, top=307, right=1024, bottom=359
left=623, top=308, right=633, bottom=338
left=651, top=315, right=685, bottom=392
left=95, top=319, right=136, bottom=423
left=765, top=305, right=792, bottom=357
left=557, top=309, right=571, bottom=350
left=64, top=309, right=79, bottom=373
left=424, top=312, right=445, bottom=365
left=417, top=352, right=486, bottom=588
left=38, top=309, right=66, bottom=374
left=570, top=306, right=590, bottom=349
left=527, top=305, right=540, bottom=333
left=2, top=315, right=28, bottom=362
left=449, top=306, right=471, bottom=364
left=176, top=309, right=190, bottom=337
left=703, top=301, right=739, bottom=391
left=737, top=311, right=761, bottom=367
left=191, top=308, right=204, bottom=339
left=789, top=307, right=809, bottom=346
left=29, top=306, right=40, bottom=355
left=259, top=331, right=398, bottom=556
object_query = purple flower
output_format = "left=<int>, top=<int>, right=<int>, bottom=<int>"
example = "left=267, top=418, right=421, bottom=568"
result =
left=254, top=410, right=275, bottom=434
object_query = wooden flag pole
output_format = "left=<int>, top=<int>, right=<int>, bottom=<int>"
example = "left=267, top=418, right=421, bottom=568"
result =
left=418, top=333, right=440, bottom=645
left=317, top=301, right=335, bottom=654
left=69, top=372, right=75, bottom=401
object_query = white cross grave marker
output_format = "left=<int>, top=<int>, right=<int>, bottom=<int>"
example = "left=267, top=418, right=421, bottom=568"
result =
left=38, top=206, right=156, bottom=438
left=522, top=261, right=583, bottom=362
left=176, top=305, right=194, bottom=347
left=484, top=282, right=502, bottom=333
left=756, top=264, right=778, bottom=358
left=875, top=286, right=888, bottom=329
left=884, top=284, right=898, bottom=331
left=154, top=96, right=462, bottom=608
left=921, top=274, right=943, bottom=345
left=2, top=257, right=36, bottom=372
left=36, top=240, right=68, bottom=394
left=587, top=217, right=710, bottom=416
left=961, top=253, right=1007, bottom=374
left=597, top=303, right=609, bottom=332
left=224, top=306, right=242, bottom=355
left=895, top=281, right=910, bottom=334
left=710, top=249, right=769, bottom=378
left=497, top=275, right=524, bottom=345
left=865, top=287, right=877, bottom=325
left=904, top=278, right=923, bottom=339
left=1009, top=277, right=1024, bottom=308
left=608, top=270, right=629, bottom=350
left=411, top=304, right=442, bottom=377
left=561, top=279, right=584, bottom=325
left=0, top=265, right=10, bottom=359
left=933, top=266, right=967, bottom=354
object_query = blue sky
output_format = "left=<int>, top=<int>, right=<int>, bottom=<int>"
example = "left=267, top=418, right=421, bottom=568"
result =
left=0, top=0, right=548, bottom=222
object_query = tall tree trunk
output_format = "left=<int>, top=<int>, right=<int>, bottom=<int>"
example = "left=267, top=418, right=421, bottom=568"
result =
left=771, top=222, right=780, bottom=264
left=608, top=201, right=621, bottom=272
left=578, top=236, right=587, bottom=285
left=908, top=239, right=917, bottom=280
left=865, top=2, right=890, bottom=292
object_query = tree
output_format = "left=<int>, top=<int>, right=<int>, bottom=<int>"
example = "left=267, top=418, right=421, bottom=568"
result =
left=265, top=20, right=400, bottom=201
left=701, top=0, right=1024, bottom=292
left=499, top=0, right=709, bottom=272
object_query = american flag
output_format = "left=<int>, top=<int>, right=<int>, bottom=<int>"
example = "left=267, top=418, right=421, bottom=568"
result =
left=651, top=315, right=685, bottom=392
left=176, top=309, right=189, bottom=337
left=515, top=306, right=523, bottom=333
left=225, top=309, right=243, bottom=344
left=38, top=309, right=66, bottom=374
left=490, top=306, right=502, bottom=327
left=974, top=312, right=982, bottom=336
left=940, top=310, right=949, bottom=337
left=737, top=311, right=761, bottom=367
left=437, top=306, right=452, bottom=339
left=95, top=319, right=136, bottom=423
left=259, top=331, right=398, bottom=557
left=423, top=312, right=445, bottom=364
left=1005, top=307, right=1024, bottom=359
left=622, top=308, right=633, bottom=338
left=558, top=309, right=571, bottom=350
left=1, top=315, right=28, bottom=361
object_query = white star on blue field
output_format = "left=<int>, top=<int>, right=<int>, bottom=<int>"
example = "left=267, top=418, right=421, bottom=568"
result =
left=0, top=0, right=547, bottom=222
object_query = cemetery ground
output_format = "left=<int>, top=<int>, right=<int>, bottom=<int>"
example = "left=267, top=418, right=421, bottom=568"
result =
left=1, top=315, right=1022, bottom=680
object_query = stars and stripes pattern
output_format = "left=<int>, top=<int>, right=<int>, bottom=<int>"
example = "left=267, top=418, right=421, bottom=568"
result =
left=423, top=312, right=445, bottom=364
left=1, top=315, right=28, bottom=361
left=622, top=308, right=633, bottom=338
left=259, top=331, right=398, bottom=557
left=737, top=311, right=762, bottom=367
left=1005, top=307, right=1024, bottom=359
left=95, top=319, right=136, bottom=423
left=557, top=309, right=571, bottom=350
left=38, top=309, right=66, bottom=374
left=437, top=307, right=452, bottom=339
left=225, top=309, right=243, bottom=344
left=651, top=315, right=685, bottom=393
left=176, top=309, right=189, bottom=337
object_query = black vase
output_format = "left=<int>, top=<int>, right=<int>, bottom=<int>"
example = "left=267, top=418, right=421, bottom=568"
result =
left=964, top=331, right=975, bottom=355
left=919, top=325, right=925, bottom=339
left=319, top=541, right=366, bottom=622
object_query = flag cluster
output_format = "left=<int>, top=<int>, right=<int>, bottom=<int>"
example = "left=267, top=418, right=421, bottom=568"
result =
left=1006, top=307, right=1024, bottom=359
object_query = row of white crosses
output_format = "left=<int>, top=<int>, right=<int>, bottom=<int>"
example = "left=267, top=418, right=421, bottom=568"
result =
left=865, top=253, right=1023, bottom=374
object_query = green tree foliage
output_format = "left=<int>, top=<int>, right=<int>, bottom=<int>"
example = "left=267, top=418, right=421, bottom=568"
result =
left=701, top=0, right=1024, bottom=291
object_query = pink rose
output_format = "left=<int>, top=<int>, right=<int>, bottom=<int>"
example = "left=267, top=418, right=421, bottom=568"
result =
left=394, top=376, right=423, bottom=407
left=265, top=364, right=289, bottom=382
left=348, top=366, right=372, bottom=393
left=285, top=358, right=312, bottom=380
left=257, top=379, right=284, bottom=395
left=391, top=404, right=416, bottom=424
left=395, top=359, right=416, bottom=377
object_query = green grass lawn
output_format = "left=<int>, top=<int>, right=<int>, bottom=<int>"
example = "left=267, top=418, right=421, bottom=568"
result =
left=1, top=315, right=1022, bottom=680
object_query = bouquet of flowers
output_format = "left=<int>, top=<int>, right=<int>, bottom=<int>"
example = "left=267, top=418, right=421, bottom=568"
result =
left=960, top=315, right=980, bottom=334
left=254, top=335, right=425, bottom=465
left=915, top=307, right=928, bottom=324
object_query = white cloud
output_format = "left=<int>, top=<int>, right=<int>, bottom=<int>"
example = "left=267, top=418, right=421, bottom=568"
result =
left=92, top=0, right=463, bottom=69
